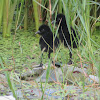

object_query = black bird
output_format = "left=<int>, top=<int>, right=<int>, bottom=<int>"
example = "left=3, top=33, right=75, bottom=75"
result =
left=52, top=14, right=79, bottom=64
left=35, top=24, right=59, bottom=65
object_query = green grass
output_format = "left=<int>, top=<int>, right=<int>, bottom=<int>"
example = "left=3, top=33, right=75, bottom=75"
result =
left=0, top=30, right=39, bottom=68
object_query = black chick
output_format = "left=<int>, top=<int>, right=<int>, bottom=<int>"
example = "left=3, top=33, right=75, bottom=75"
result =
left=52, top=14, right=79, bottom=64
left=35, top=24, right=59, bottom=65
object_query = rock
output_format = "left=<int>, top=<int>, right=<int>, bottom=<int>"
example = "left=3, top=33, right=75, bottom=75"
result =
left=87, top=75, right=99, bottom=83
left=0, top=96, right=15, bottom=100
left=36, top=64, right=87, bottom=83
left=20, top=65, right=44, bottom=80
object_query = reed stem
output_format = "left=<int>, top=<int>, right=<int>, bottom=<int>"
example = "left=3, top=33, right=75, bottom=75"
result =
left=0, top=0, right=4, bottom=30
left=24, top=0, right=28, bottom=30
left=58, top=0, right=62, bottom=13
left=32, top=0, right=40, bottom=31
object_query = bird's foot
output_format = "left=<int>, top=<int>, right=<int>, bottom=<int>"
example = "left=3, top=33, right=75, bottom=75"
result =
left=67, top=60, right=73, bottom=65
left=52, top=61, right=62, bottom=68
left=39, top=63, right=43, bottom=67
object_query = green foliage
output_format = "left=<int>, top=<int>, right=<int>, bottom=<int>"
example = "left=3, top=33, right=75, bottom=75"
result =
left=3, top=0, right=17, bottom=38
left=0, top=0, right=4, bottom=30
left=32, top=0, right=40, bottom=31
left=0, top=57, right=17, bottom=99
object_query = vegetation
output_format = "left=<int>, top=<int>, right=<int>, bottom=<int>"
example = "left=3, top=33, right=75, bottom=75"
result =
left=0, top=0, right=100, bottom=99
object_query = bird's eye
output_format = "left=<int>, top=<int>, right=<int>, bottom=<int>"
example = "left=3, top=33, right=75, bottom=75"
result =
left=42, top=29, right=44, bottom=31
left=59, top=18, right=62, bottom=21
left=57, top=18, right=61, bottom=22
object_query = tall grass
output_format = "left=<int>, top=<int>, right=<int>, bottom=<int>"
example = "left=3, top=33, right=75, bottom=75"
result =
left=0, top=57, right=17, bottom=99
left=3, top=0, right=17, bottom=38
left=0, top=0, right=4, bottom=30
left=58, top=0, right=62, bottom=13
left=32, top=0, right=40, bottom=31
left=15, top=0, right=24, bottom=33
left=24, top=0, right=28, bottom=30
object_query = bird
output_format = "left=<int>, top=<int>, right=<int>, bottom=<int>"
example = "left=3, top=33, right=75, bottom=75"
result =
left=52, top=14, right=79, bottom=64
left=35, top=24, right=59, bottom=66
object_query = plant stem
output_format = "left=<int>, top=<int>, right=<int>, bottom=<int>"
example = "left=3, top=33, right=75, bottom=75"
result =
left=58, top=0, right=62, bottom=13
left=49, top=0, right=52, bottom=20
left=32, top=0, right=40, bottom=31
left=24, top=0, right=28, bottom=30
left=0, top=0, right=4, bottom=30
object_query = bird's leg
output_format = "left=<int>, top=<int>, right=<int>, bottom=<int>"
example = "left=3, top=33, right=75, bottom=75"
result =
left=40, top=53, right=43, bottom=67
left=48, top=52, right=50, bottom=59
left=67, top=49, right=73, bottom=65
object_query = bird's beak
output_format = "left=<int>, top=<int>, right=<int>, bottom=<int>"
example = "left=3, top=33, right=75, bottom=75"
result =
left=35, top=30, right=40, bottom=34
left=51, top=20, right=55, bottom=24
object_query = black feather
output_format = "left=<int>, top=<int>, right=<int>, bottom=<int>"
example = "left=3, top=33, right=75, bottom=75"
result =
left=54, top=14, right=79, bottom=64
